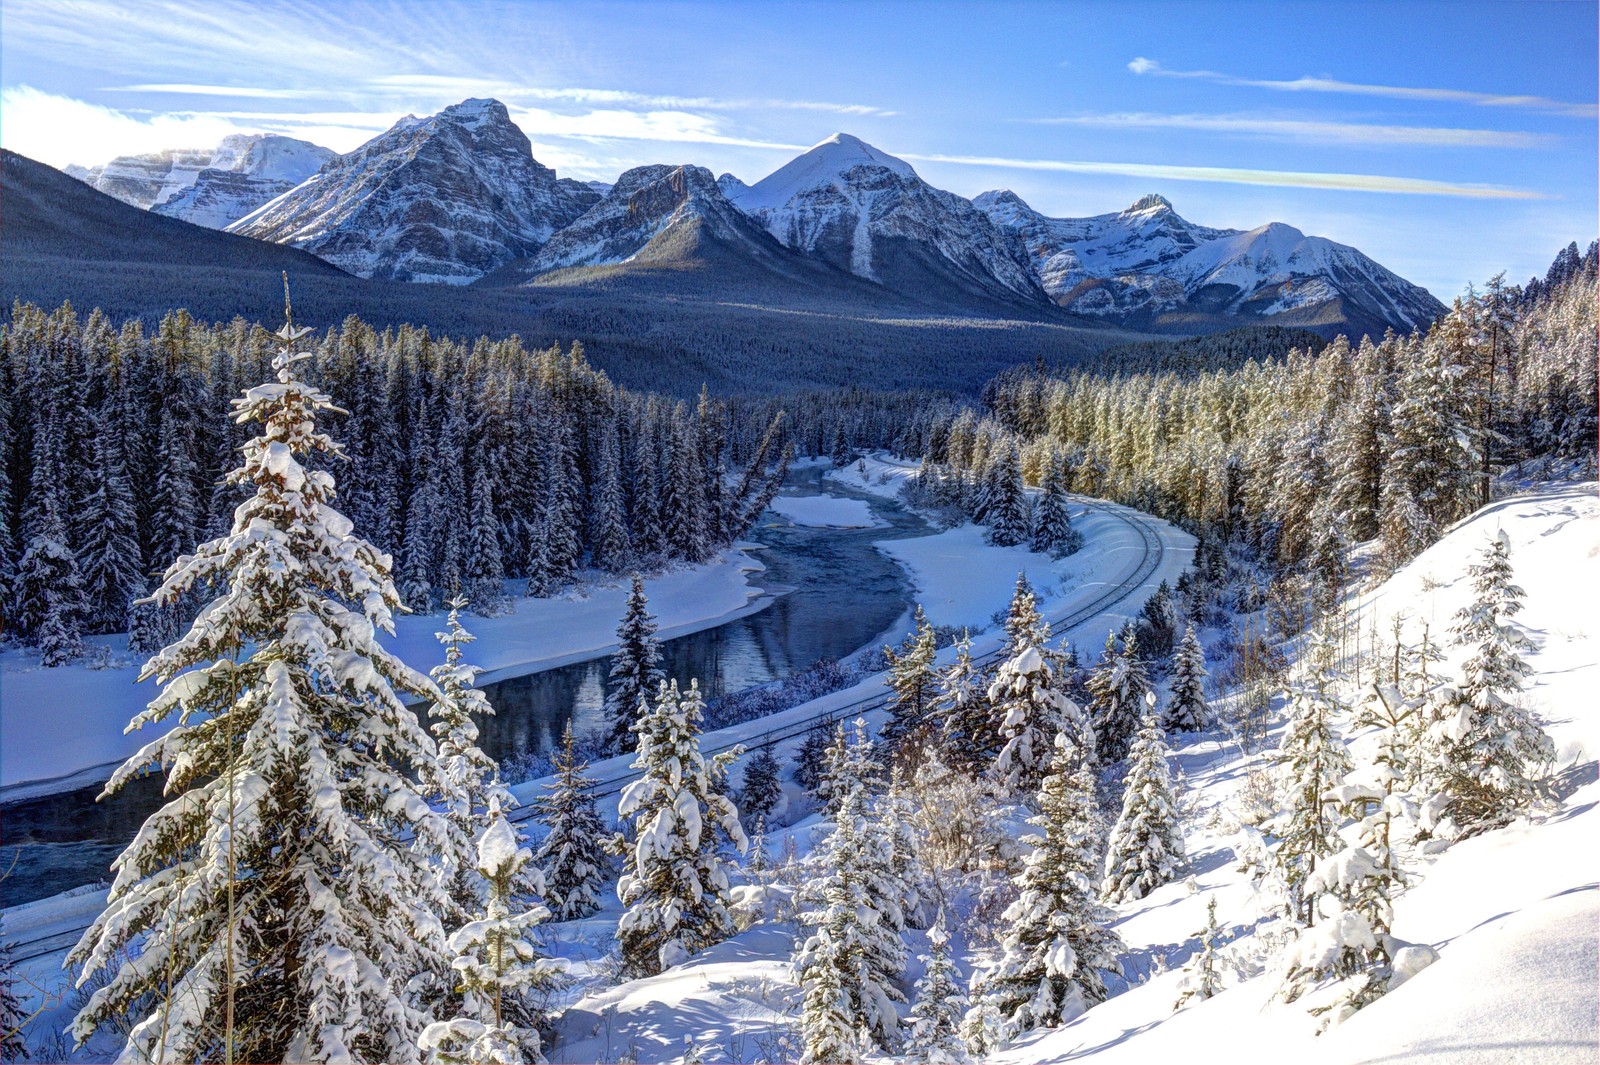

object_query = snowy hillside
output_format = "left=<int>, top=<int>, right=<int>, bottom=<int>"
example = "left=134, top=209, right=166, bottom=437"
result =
left=227, top=98, right=599, bottom=282
left=975, top=188, right=1445, bottom=334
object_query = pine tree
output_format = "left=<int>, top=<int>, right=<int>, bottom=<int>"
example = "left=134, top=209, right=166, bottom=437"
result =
left=464, top=467, right=507, bottom=615
left=68, top=313, right=455, bottom=1064
left=1086, top=625, right=1152, bottom=765
left=77, top=411, right=142, bottom=633
left=0, top=940, right=27, bottom=1064
left=884, top=768, right=929, bottom=930
left=1172, top=897, right=1225, bottom=1009
left=1029, top=452, right=1079, bottom=558
left=419, top=805, right=567, bottom=1065
left=1166, top=624, right=1209, bottom=732
left=590, top=429, right=633, bottom=573
left=1135, top=580, right=1180, bottom=659
left=1434, top=531, right=1555, bottom=831
left=966, top=733, right=1123, bottom=1050
left=605, top=575, right=666, bottom=753
left=934, top=631, right=994, bottom=776
left=739, top=746, right=783, bottom=826
left=615, top=680, right=746, bottom=978
left=988, top=644, right=1079, bottom=796
left=428, top=596, right=515, bottom=922
left=794, top=753, right=906, bottom=1055
left=534, top=722, right=610, bottom=922
left=1270, top=626, right=1354, bottom=925
left=908, top=909, right=970, bottom=1064
left=882, top=604, right=940, bottom=755
left=14, top=507, right=87, bottom=666
left=984, top=444, right=1029, bottom=547
left=1102, top=702, right=1183, bottom=903
left=794, top=719, right=835, bottom=798
left=1001, top=572, right=1050, bottom=656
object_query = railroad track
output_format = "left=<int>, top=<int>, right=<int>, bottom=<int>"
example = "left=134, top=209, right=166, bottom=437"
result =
left=4, top=500, right=1166, bottom=962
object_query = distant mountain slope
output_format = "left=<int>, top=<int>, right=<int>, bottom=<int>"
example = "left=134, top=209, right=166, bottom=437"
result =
left=975, top=189, right=1445, bottom=337
left=228, top=99, right=598, bottom=283
left=3, top=149, right=1154, bottom=397
left=67, top=134, right=334, bottom=227
left=727, top=133, right=1046, bottom=306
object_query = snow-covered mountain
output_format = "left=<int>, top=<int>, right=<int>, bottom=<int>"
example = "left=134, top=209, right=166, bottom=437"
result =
left=975, top=190, right=1445, bottom=334
left=228, top=99, right=599, bottom=283
left=725, top=133, right=1044, bottom=304
left=65, top=134, right=333, bottom=225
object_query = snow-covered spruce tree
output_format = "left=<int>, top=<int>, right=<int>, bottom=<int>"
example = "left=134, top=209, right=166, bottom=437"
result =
left=1086, top=624, right=1152, bottom=765
left=428, top=595, right=516, bottom=922
left=420, top=806, right=567, bottom=1065
left=794, top=757, right=906, bottom=1055
left=464, top=467, right=507, bottom=616
left=933, top=631, right=995, bottom=776
left=14, top=504, right=87, bottom=666
left=1030, top=453, right=1079, bottom=558
left=739, top=745, right=783, bottom=826
left=77, top=410, right=143, bottom=633
left=793, top=719, right=834, bottom=798
left=966, top=733, right=1123, bottom=1051
left=590, top=428, right=633, bottom=573
left=988, top=644, right=1077, bottom=796
left=882, top=604, right=940, bottom=755
left=68, top=315, right=455, bottom=1064
left=615, top=680, right=746, bottom=979
left=908, top=908, right=971, bottom=1065
left=819, top=717, right=884, bottom=816
left=1165, top=623, right=1209, bottom=732
left=534, top=721, right=610, bottom=922
left=1434, top=530, right=1555, bottom=831
left=1269, top=625, right=1354, bottom=926
left=1135, top=580, right=1181, bottom=660
left=605, top=574, right=666, bottom=753
left=0, top=940, right=27, bottom=1063
left=885, top=767, right=929, bottom=930
left=984, top=444, right=1030, bottom=547
left=1001, top=572, right=1050, bottom=657
left=1172, top=896, right=1225, bottom=1010
left=1101, top=701, right=1183, bottom=903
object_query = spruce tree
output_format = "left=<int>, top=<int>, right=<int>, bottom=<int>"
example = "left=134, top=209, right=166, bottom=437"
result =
left=428, top=596, right=515, bottom=921
left=1172, top=897, right=1225, bottom=1009
left=605, top=575, right=666, bottom=753
left=77, top=411, right=142, bottom=633
left=590, top=429, right=633, bottom=573
left=534, top=722, right=610, bottom=922
left=933, top=631, right=994, bottom=776
left=884, top=768, right=929, bottom=931
left=984, top=444, right=1029, bottom=547
left=966, top=734, right=1123, bottom=1050
left=464, top=467, right=507, bottom=615
left=1029, top=452, right=1079, bottom=558
left=794, top=719, right=835, bottom=798
left=14, top=507, right=87, bottom=666
left=419, top=806, right=567, bottom=1065
left=1087, top=625, right=1153, bottom=765
left=988, top=643, right=1079, bottom=796
left=615, top=680, right=745, bottom=978
left=68, top=313, right=455, bottom=1064
left=739, top=745, right=783, bottom=826
left=1270, top=626, right=1354, bottom=925
left=1434, top=532, right=1555, bottom=831
left=1166, top=624, right=1209, bottom=732
left=908, top=909, right=971, bottom=1065
left=882, top=604, right=940, bottom=755
left=1102, top=701, right=1183, bottom=903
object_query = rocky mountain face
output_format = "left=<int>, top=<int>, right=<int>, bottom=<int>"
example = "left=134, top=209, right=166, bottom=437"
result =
left=974, top=190, right=1445, bottom=333
left=227, top=99, right=599, bottom=283
left=725, top=133, right=1044, bottom=304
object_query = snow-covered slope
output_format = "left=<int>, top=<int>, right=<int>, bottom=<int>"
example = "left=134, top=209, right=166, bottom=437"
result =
left=65, top=147, right=217, bottom=210
left=976, top=189, right=1445, bottom=336
left=228, top=98, right=599, bottom=282
left=727, top=133, right=1044, bottom=304
left=144, top=134, right=336, bottom=228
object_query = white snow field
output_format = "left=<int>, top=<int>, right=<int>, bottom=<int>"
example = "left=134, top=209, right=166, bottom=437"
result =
left=0, top=547, right=770, bottom=797
left=544, top=481, right=1597, bottom=1064
left=767, top=492, right=885, bottom=529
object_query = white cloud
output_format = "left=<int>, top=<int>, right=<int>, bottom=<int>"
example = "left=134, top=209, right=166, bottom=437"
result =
left=1127, top=57, right=1598, bottom=118
left=0, top=85, right=244, bottom=166
left=901, top=150, right=1547, bottom=199
left=1029, top=112, right=1553, bottom=149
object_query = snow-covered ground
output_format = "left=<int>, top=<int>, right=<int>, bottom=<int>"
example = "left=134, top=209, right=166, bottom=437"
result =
left=540, top=481, right=1598, bottom=1064
left=767, top=492, right=884, bottom=529
left=0, top=547, right=770, bottom=798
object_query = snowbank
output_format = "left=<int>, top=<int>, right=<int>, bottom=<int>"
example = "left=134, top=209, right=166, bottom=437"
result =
left=767, top=493, right=884, bottom=529
left=0, top=548, right=770, bottom=795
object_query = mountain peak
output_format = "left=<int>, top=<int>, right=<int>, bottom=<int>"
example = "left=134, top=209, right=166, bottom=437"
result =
left=437, top=97, right=512, bottom=130
left=732, top=132, right=915, bottom=213
left=806, top=132, right=915, bottom=177
left=1123, top=193, right=1174, bottom=215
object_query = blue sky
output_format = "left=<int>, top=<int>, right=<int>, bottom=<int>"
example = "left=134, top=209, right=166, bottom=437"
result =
left=2, top=0, right=1594, bottom=298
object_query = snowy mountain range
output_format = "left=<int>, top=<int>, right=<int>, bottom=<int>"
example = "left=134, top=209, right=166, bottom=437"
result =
left=66, top=134, right=334, bottom=228
left=59, top=98, right=1446, bottom=336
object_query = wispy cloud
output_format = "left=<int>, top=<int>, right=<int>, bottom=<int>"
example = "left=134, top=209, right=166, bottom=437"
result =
left=1029, top=112, right=1553, bottom=149
left=903, top=150, right=1548, bottom=199
left=1127, top=57, right=1599, bottom=118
